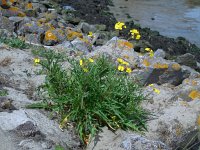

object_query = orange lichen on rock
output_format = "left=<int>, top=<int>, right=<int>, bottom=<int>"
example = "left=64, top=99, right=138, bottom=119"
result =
left=153, top=63, right=169, bottom=69
left=26, top=2, right=33, bottom=9
left=45, top=30, right=58, bottom=41
left=189, top=90, right=200, bottom=100
left=118, top=40, right=133, bottom=50
left=172, top=63, right=181, bottom=71
left=66, top=29, right=83, bottom=41
left=143, top=59, right=150, bottom=67
left=7, top=6, right=26, bottom=17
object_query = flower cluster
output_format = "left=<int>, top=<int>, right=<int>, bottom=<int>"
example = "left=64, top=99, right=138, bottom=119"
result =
left=79, top=58, right=94, bottom=72
left=115, top=22, right=127, bottom=30
left=130, top=29, right=141, bottom=40
left=117, top=58, right=132, bottom=73
left=145, top=48, right=154, bottom=57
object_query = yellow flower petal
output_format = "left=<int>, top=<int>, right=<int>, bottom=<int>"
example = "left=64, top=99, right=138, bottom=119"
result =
left=145, top=48, right=151, bottom=52
left=34, top=58, right=40, bottom=64
left=117, top=58, right=123, bottom=63
left=149, top=50, right=154, bottom=57
left=136, top=34, right=141, bottom=40
left=118, top=65, right=125, bottom=71
left=126, top=67, right=132, bottom=73
left=79, top=59, right=83, bottom=66
left=148, top=84, right=154, bottom=87
left=88, top=31, right=93, bottom=37
left=153, top=88, right=160, bottom=94
left=88, top=58, right=94, bottom=63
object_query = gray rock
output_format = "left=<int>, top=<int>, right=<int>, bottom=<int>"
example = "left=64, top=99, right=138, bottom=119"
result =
left=176, top=53, right=197, bottom=69
left=79, top=22, right=97, bottom=33
left=62, top=5, right=76, bottom=11
left=137, top=57, right=190, bottom=86
left=0, top=15, right=15, bottom=32
left=121, top=134, right=169, bottom=150
left=154, top=49, right=166, bottom=58
left=0, top=29, right=14, bottom=38
left=0, top=110, right=32, bottom=131
left=14, top=121, right=42, bottom=138
left=24, top=9, right=37, bottom=17
left=71, top=37, right=91, bottom=54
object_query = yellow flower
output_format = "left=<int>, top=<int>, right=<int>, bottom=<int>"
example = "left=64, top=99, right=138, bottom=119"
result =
left=117, top=58, right=123, bottom=63
left=122, top=61, right=129, bottom=66
left=34, top=58, right=40, bottom=65
left=149, top=50, right=154, bottom=57
left=145, top=48, right=151, bottom=52
left=130, top=29, right=139, bottom=35
left=126, top=67, right=132, bottom=73
left=115, top=22, right=126, bottom=30
left=79, top=59, right=83, bottom=66
left=88, top=31, right=93, bottom=37
left=88, top=58, right=94, bottom=63
left=153, top=88, right=160, bottom=94
left=135, top=34, right=141, bottom=40
left=83, top=68, right=89, bottom=72
left=118, top=65, right=125, bottom=71
left=148, top=84, right=154, bottom=87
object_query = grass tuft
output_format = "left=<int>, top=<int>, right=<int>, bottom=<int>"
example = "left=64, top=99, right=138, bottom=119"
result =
left=33, top=51, right=148, bottom=144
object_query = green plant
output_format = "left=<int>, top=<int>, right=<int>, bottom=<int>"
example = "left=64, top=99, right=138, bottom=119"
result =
left=34, top=51, right=148, bottom=145
left=0, top=89, right=8, bottom=96
left=0, top=37, right=29, bottom=49
left=55, top=145, right=64, bottom=150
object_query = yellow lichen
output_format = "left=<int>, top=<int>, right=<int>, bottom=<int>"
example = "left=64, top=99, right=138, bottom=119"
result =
left=118, top=41, right=133, bottom=50
left=172, top=63, right=181, bottom=71
left=153, top=63, right=168, bottom=69
left=189, top=90, right=200, bottom=100
left=45, top=30, right=57, bottom=41
left=191, top=80, right=198, bottom=86
left=143, top=59, right=150, bottom=67
left=66, top=29, right=83, bottom=41
left=26, top=2, right=33, bottom=9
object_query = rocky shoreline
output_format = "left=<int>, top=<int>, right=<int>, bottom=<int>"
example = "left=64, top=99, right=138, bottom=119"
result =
left=0, top=0, right=200, bottom=150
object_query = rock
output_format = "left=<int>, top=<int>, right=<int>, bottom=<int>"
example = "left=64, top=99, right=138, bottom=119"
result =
left=62, top=5, right=76, bottom=11
left=0, top=97, right=16, bottom=112
left=0, top=29, right=14, bottom=38
left=121, top=134, right=169, bottom=150
left=175, top=78, right=200, bottom=101
left=176, top=53, right=197, bottom=69
left=17, top=21, right=45, bottom=35
left=43, top=30, right=58, bottom=46
left=14, top=121, right=42, bottom=138
left=24, top=9, right=37, bottom=17
left=87, top=127, right=169, bottom=150
left=137, top=57, right=190, bottom=86
left=62, top=13, right=81, bottom=25
left=9, top=16, right=24, bottom=24
left=25, top=33, right=43, bottom=45
left=0, top=7, right=26, bottom=17
left=0, top=15, right=15, bottom=32
left=154, top=49, right=166, bottom=58
left=71, top=37, right=91, bottom=54
left=95, top=24, right=107, bottom=31
left=0, top=110, right=32, bottom=131
left=79, top=22, right=97, bottom=33
left=32, top=3, right=47, bottom=13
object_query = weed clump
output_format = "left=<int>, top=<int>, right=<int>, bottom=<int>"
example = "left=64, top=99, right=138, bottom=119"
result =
left=34, top=51, right=147, bottom=144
